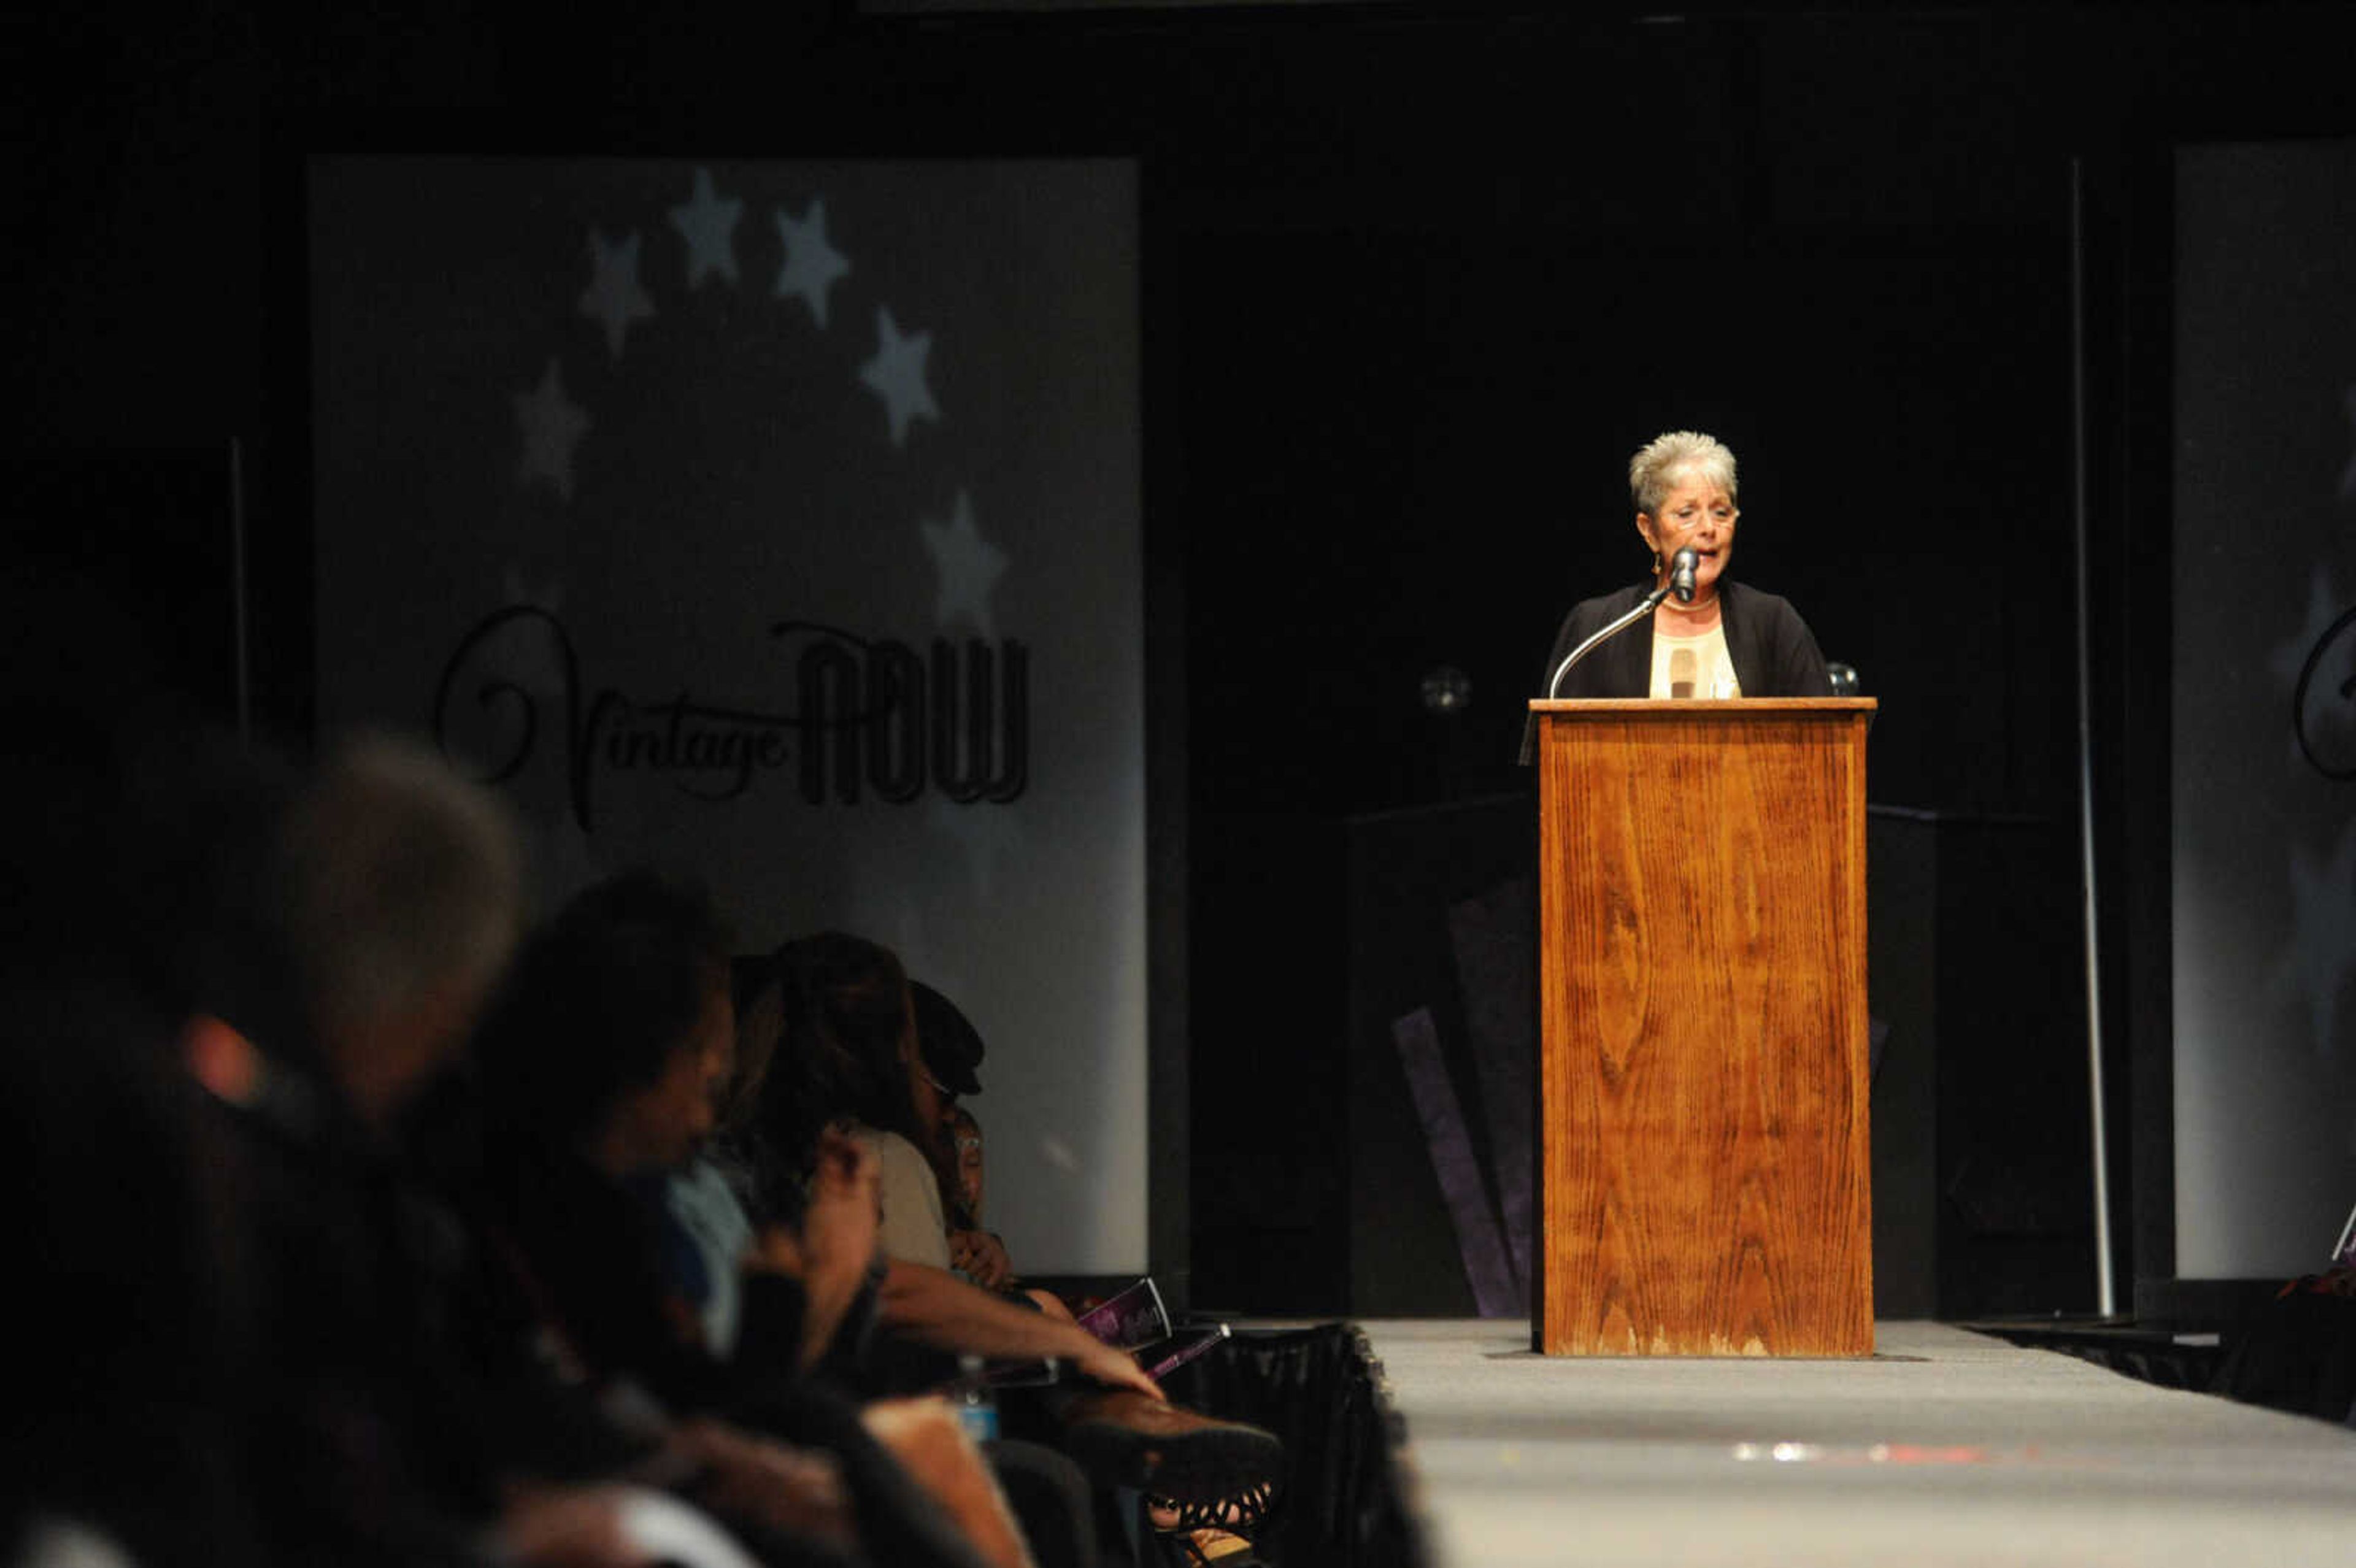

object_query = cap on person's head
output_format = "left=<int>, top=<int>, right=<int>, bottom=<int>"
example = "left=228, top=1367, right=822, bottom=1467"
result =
left=910, top=979, right=985, bottom=1097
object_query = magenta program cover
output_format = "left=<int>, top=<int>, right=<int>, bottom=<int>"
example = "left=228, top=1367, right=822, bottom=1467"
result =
left=1075, top=1277, right=1169, bottom=1350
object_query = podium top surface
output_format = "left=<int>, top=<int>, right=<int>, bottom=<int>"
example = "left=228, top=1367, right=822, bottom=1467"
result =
left=1527, top=698, right=1877, bottom=715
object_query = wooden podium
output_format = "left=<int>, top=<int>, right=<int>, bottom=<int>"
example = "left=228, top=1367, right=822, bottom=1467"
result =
left=1528, top=698, right=1876, bottom=1357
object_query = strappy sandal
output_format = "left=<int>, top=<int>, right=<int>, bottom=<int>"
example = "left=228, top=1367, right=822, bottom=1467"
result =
left=1145, top=1483, right=1278, bottom=1566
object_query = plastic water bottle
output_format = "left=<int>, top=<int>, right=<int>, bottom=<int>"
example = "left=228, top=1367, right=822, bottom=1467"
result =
left=956, top=1353, right=999, bottom=1443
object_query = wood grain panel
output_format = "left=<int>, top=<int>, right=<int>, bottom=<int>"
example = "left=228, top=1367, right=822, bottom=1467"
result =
left=1533, top=700, right=1874, bottom=1356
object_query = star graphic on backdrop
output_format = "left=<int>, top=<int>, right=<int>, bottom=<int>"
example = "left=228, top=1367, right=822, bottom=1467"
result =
left=578, top=229, right=655, bottom=359
left=512, top=358, right=591, bottom=501
left=668, top=167, right=743, bottom=288
left=2277, top=819, right=2356, bottom=1059
left=858, top=306, right=939, bottom=447
left=919, top=490, right=1007, bottom=639
left=774, top=199, right=850, bottom=329
left=2339, top=385, right=2356, bottom=500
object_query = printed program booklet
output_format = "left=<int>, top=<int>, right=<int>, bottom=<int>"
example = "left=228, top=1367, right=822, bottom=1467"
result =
left=1074, top=1277, right=1172, bottom=1350
left=976, top=1277, right=1230, bottom=1386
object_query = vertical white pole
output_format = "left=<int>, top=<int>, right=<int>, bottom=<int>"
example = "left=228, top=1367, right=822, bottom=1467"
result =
left=2069, top=158, right=2118, bottom=1319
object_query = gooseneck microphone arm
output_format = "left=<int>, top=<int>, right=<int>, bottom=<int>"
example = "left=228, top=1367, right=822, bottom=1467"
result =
left=1542, top=549, right=1698, bottom=699
left=1544, top=586, right=1668, bottom=698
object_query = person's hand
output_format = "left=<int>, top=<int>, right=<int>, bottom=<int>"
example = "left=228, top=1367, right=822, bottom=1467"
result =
left=492, top=1483, right=647, bottom=1567
left=801, top=1128, right=881, bottom=1273
left=747, top=1221, right=806, bottom=1278
left=949, top=1228, right=1013, bottom=1289
left=860, top=1398, right=1032, bottom=1568
left=812, top=1125, right=880, bottom=1201
left=1063, top=1328, right=1165, bottom=1401
left=672, top=1418, right=858, bottom=1551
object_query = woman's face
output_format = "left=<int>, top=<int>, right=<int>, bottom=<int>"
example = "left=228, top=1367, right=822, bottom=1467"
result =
left=949, top=1111, right=984, bottom=1219
left=1636, top=469, right=1739, bottom=599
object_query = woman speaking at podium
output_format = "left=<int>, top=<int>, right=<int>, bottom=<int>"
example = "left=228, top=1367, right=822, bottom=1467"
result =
left=1520, top=430, right=1830, bottom=763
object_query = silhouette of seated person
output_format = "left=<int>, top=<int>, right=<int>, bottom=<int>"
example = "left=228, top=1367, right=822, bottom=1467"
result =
left=942, top=1102, right=997, bottom=1282
left=905, top=981, right=1076, bottom=1324
left=750, top=934, right=1280, bottom=1550
left=6, top=718, right=269, bottom=1567
left=175, top=736, right=860, bottom=1566
left=469, top=872, right=1040, bottom=1568
left=908, top=982, right=1018, bottom=1296
left=750, top=936, right=1155, bottom=1393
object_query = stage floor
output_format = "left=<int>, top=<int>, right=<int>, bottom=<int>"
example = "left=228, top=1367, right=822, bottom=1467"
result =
left=1359, top=1318, right=2355, bottom=1567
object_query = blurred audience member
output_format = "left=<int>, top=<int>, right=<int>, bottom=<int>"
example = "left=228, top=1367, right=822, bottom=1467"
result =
left=766, top=935, right=960, bottom=1271
left=183, top=733, right=720, bottom=1566
left=947, top=1104, right=987, bottom=1234
left=909, top=983, right=1016, bottom=1293
left=753, top=936, right=1143, bottom=1396
left=469, top=871, right=815, bottom=1415
left=470, top=875, right=1023, bottom=1568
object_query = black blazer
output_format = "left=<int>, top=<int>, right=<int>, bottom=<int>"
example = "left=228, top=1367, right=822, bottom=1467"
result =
left=1518, top=579, right=1831, bottom=763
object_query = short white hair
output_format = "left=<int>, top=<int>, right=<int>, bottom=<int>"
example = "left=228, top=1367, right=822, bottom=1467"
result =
left=282, top=732, right=522, bottom=1039
left=1629, top=431, right=1738, bottom=516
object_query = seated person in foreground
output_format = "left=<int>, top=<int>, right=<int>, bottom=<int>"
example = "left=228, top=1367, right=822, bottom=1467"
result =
left=940, top=1101, right=1007, bottom=1290
left=756, top=932, right=1154, bottom=1394
left=177, top=737, right=837, bottom=1567
left=469, top=872, right=1032, bottom=1568
left=756, top=932, right=1284, bottom=1561
left=910, top=980, right=1020, bottom=1294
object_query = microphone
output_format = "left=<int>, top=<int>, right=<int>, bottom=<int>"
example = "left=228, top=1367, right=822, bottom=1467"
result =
left=1546, top=578, right=1674, bottom=698
left=1542, top=546, right=1702, bottom=697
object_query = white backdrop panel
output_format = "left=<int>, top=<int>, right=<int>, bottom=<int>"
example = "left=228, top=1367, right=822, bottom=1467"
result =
left=309, top=155, right=1145, bottom=1273
left=2171, top=140, right=2356, bottom=1278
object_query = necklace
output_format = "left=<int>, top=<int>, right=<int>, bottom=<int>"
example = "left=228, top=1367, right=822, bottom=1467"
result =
left=1657, top=586, right=1719, bottom=617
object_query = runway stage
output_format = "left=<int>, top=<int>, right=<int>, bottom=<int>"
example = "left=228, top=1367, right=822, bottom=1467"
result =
left=1360, top=1319, right=2355, bottom=1567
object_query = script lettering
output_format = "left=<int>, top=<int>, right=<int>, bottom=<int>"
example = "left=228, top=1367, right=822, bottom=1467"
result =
left=2293, top=604, right=2356, bottom=782
left=431, top=605, right=1030, bottom=829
